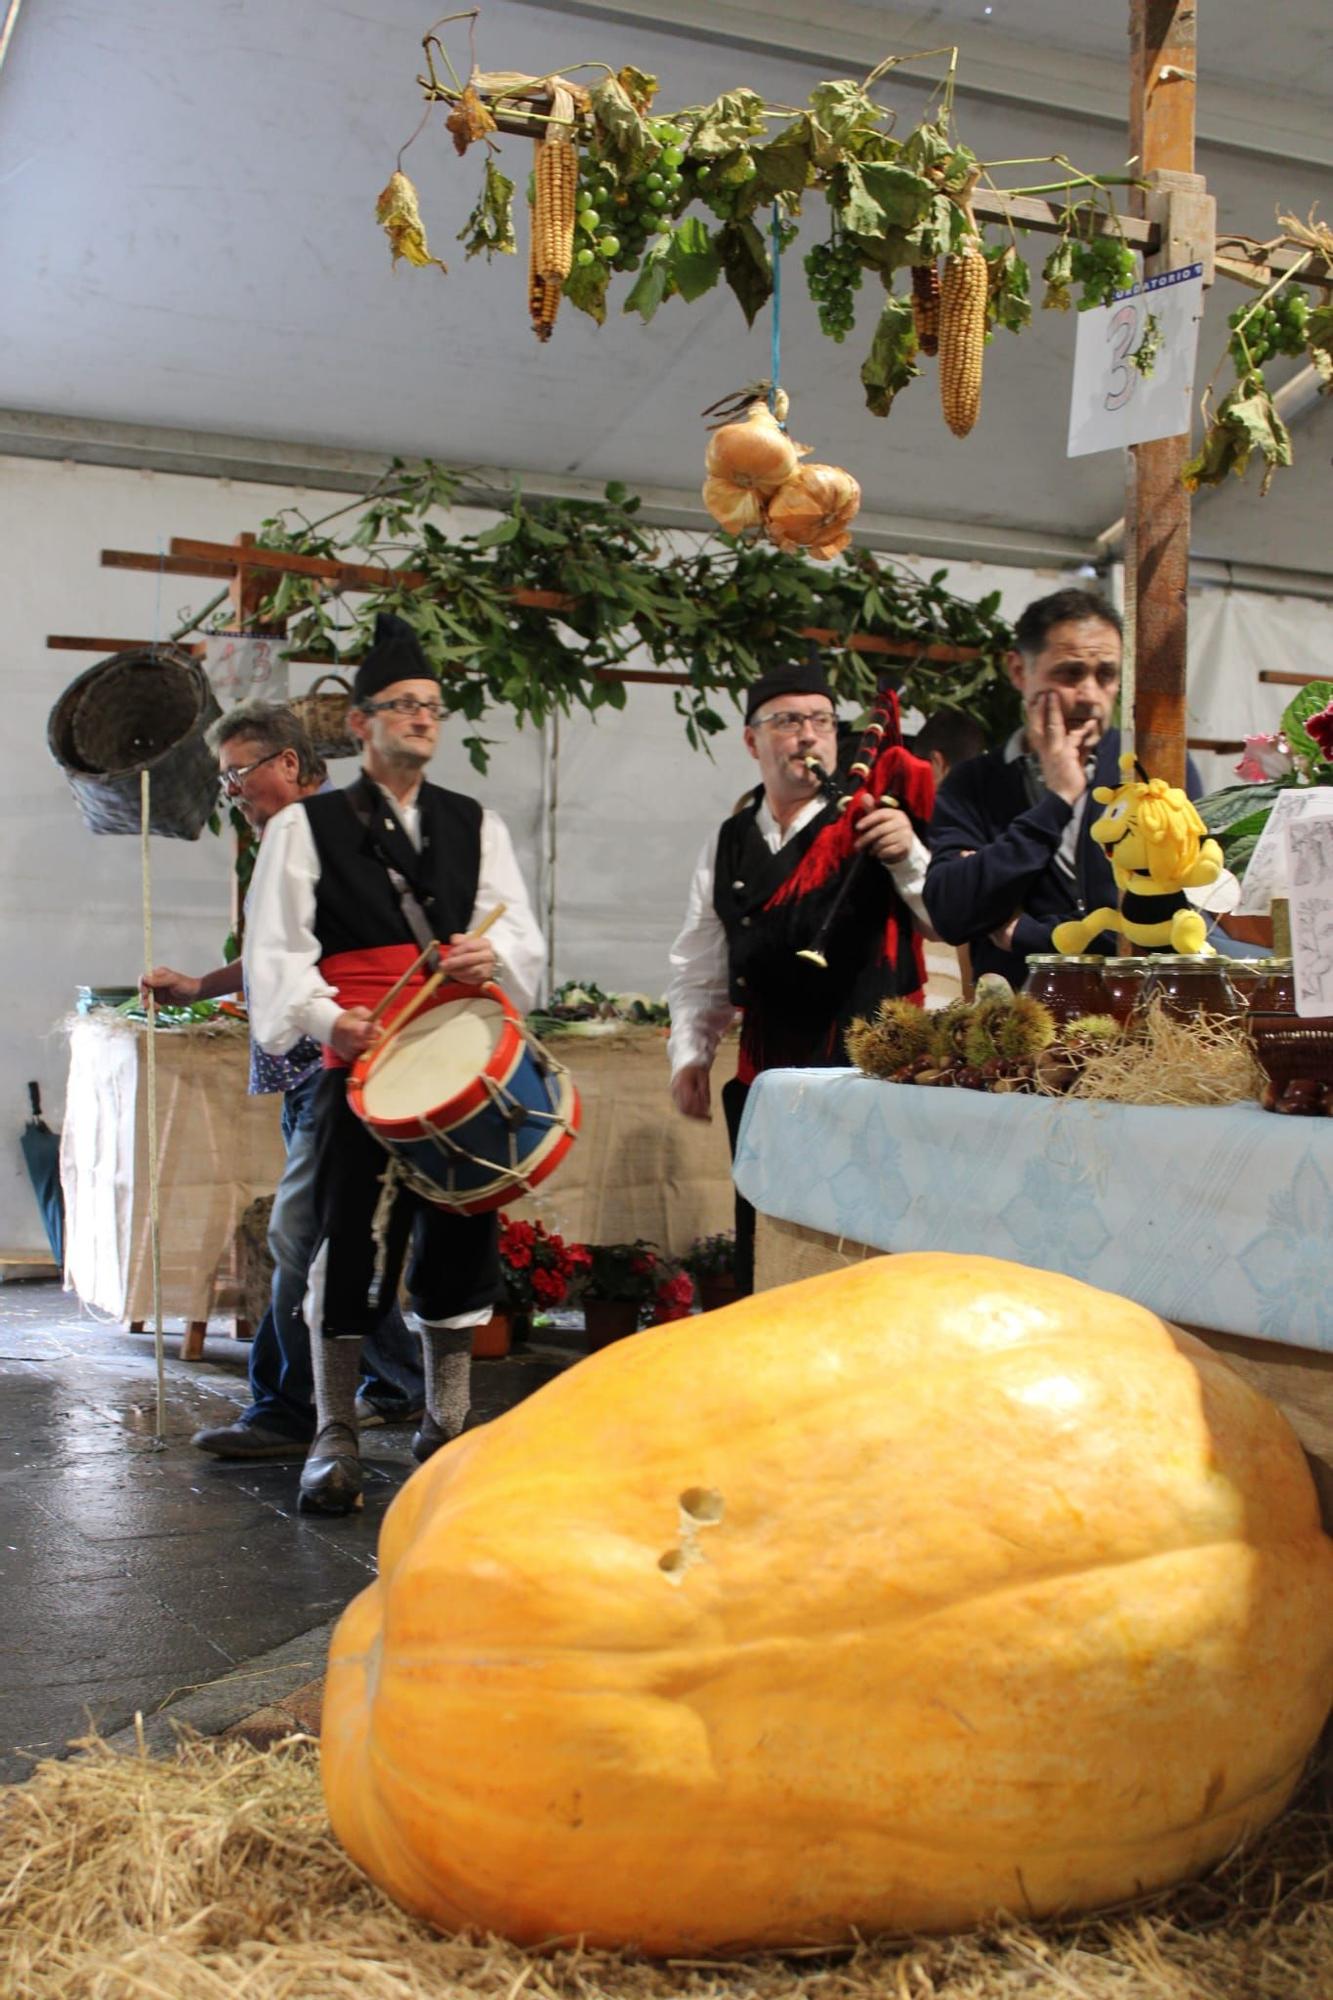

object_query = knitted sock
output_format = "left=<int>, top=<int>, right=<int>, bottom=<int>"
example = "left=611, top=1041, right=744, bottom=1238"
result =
left=417, top=1325, right=473, bottom=1441
left=308, top=1333, right=362, bottom=1448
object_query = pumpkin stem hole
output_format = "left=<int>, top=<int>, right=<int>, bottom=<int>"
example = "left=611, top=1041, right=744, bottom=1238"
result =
left=679, top=1487, right=725, bottom=1525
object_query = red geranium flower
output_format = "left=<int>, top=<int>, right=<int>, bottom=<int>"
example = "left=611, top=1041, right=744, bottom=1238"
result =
left=1306, top=701, right=1333, bottom=762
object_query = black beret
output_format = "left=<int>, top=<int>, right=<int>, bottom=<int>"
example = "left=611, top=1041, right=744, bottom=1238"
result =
left=743, top=655, right=834, bottom=723
left=352, top=612, right=437, bottom=703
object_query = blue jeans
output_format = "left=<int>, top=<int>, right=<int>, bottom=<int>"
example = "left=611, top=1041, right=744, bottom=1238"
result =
left=242, top=1070, right=425, bottom=1437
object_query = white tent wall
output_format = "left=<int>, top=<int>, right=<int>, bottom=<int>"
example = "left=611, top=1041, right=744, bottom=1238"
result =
left=9, top=447, right=1310, bottom=1253
left=1186, top=588, right=1333, bottom=796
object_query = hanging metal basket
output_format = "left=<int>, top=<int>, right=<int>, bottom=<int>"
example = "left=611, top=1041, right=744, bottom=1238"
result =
left=47, top=646, right=222, bottom=839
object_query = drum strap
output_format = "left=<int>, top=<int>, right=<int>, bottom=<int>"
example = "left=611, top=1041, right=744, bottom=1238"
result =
left=343, top=784, right=441, bottom=969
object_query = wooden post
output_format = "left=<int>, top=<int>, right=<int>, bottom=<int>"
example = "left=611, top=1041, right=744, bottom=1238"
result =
left=1126, top=0, right=1199, bottom=790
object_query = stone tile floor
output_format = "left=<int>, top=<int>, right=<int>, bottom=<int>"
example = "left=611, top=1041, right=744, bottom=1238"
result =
left=0, top=1279, right=419, bottom=1782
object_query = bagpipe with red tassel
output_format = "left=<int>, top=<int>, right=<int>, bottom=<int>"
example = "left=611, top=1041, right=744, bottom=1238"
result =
left=766, top=680, right=935, bottom=983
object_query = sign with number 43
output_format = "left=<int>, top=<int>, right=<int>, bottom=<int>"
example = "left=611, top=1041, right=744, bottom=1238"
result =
left=1067, top=263, right=1204, bottom=458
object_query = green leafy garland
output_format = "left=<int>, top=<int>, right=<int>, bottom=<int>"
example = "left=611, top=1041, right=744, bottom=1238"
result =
left=425, top=47, right=1145, bottom=424
left=216, top=459, right=1019, bottom=768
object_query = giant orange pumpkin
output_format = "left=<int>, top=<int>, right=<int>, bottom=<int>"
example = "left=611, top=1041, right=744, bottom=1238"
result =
left=321, top=1254, right=1333, bottom=1954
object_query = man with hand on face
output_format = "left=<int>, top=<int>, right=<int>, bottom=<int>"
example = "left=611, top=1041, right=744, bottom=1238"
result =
left=243, top=613, right=545, bottom=1515
left=667, top=656, right=935, bottom=1294
left=141, top=702, right=425, bottom=1457
left=923, top=587, right=1201, bottom=989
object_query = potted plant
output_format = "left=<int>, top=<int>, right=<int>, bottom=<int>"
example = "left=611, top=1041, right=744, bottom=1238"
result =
left=483, top=1217, right=591, bottom=1358
left=683, top=1230, right=739, bottom=1314
left=577, top=1240, right=682, bottom=1349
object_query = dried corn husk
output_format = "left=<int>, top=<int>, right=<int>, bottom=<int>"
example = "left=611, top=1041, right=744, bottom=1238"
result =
left=911, top=263, right=940, bottom=357
left=528, top=81, right=578, bottom=341
left=375, top=171, right=447, bottom=272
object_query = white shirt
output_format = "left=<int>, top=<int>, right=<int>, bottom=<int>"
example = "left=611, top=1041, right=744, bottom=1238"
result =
left=245, top=780, right=546, bottom=1054
left=665, top=794, right=932, bottom=1079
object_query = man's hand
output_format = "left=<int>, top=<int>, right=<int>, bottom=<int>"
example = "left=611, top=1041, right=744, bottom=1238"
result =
left=140, top=966, right=201, bottom=1006
left=853, top=802, right=916, bottom=866
left=331, top=1007, right=379, bottom=1062
left=1028, top=691, right=1098, bottom=805
left=443, top=931, right=499, bottom=986
left=988, top=917, right=1020, bottom=953
left=671, top=1063, right=712, bottom=1121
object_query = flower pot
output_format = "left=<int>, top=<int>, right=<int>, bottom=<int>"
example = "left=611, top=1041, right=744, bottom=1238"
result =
left=472, top=1308, right=530, bottom=1359
left=697, top=1274, right=740, bottom=1314
left=582, top=1298, right=640, bottom=1350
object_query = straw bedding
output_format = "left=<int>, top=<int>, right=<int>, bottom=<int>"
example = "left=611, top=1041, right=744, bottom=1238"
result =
left=2, top=1728, right=1330, bottom=2000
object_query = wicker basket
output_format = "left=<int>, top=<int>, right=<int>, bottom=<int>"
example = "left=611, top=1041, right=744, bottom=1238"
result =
left=236, top=1194, right=276, bottom=1326
left=47, top=646, right=222, bottom=839
left=290, top=672, right=358, bottom=759
left=1249, top=1011, right=1333, bottom=1108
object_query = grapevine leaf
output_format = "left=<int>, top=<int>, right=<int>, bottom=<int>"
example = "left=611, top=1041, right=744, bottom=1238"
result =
left=807, top=80, right=882, bottom=155
left=749, top=121, right=815, bottom=203
left=456, top=159, right=516, bottom=260
left=616, top=66, right=658, bottom=111
left=860, top=294, right=919, bottom=417
left=984, top=245, right=1031, bottom=334
left=858, top=161, right=935, bottom=233
left=1182, top=372, right=1292, bottom=497
left=717, top=216, right=772, bottom=324
left=667, top=216, right=722, bottom=302
left=900, top=119, right=952, bottom=173
left=589, top=76, right=658, bottom=174
left=623, top=235, right=676, bottom=322
left=687, top=89, right=768, bottom=158
left=563, top=254, right=611, bottom=325
left=1041, top=238, right=1074, bottom=311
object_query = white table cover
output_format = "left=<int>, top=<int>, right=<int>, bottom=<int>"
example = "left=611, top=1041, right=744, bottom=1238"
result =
left=734, top=1071, right=1333, bottom=1352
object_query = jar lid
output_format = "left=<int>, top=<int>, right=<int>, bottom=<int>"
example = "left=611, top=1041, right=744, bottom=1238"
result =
left=1025, top=953, right=1104, bottom=966
left=1103, top=957, right=1149, bottom=975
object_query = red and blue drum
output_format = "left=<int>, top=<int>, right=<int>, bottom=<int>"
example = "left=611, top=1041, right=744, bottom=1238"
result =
left=346, top=982, right=579, bottom=1215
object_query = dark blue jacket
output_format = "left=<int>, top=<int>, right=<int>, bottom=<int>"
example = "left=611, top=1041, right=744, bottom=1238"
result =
left=923, top=730, right=1202, bottom=988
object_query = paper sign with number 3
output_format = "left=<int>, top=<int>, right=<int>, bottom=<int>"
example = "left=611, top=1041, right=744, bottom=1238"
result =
left=1067, top=264, right=1203, bottom=457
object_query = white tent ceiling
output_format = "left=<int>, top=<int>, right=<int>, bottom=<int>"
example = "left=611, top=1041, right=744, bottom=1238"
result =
left=1, top=0, right=1331, bottom=578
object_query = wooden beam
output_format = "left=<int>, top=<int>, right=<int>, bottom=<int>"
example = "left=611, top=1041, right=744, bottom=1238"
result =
left=1127, top=0, right=1197, bottom=791
left=1259, top=670, right=1327, bottom=688
left=101, top=548, right=237, bottom=581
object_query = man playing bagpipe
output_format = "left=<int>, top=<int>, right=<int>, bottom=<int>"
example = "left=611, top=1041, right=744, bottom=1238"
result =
left=667, top=656, right=936, bottom=1293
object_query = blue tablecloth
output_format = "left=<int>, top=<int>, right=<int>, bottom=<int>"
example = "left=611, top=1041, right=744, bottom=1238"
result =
left=734, top=1072, right=1333, bottom=1353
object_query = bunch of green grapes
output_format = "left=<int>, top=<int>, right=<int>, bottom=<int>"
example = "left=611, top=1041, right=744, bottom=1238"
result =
left=689, top=152, right=758, bottom=221
left=804, top=236, right=863, bottom=342
left=1069, top=234, right=1138, bottom=308
left=574, top=123, right=688, bottom=277
left=1228, top=286, right=1309, bottom=369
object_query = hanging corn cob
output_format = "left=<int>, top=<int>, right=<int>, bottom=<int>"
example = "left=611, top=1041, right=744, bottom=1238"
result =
left=528, top=81, right=578, bottom=342
left=938, top=227, right=987, bottom=438
left=910, top=264, right=940, bottom=358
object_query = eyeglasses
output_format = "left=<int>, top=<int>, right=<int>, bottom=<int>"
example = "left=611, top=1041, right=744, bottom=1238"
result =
left=219, top=748, right=284, bottom=794
left=750, top=710, right=838, bottom=736
left=362, top=696, right=446, bottom=720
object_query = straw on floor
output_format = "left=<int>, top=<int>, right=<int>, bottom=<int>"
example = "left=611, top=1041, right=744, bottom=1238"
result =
left=2, top=1728, right=1330, bottom=2000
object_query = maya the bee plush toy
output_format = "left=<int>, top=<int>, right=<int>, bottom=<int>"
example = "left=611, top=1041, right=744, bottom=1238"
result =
left=1051, top=754, right=1224, bottom=957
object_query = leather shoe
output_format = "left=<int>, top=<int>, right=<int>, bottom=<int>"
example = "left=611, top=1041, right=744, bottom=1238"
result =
left=297, top=1423, right=364, bottom=1515
left=410, top=1412, right=448, bottom=1464
left=355, top=1395, right=426, bottom=1429
left=193, top=1420, right=311, bottom=1461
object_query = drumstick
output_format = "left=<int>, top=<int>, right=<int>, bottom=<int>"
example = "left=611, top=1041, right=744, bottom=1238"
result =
left=367, top=941, right=438, bottom=1026
left=366, top=905, right=510, bottom=1059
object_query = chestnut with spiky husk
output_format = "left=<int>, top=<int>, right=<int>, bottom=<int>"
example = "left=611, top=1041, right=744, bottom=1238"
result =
left=993, top=993, right=1058, bottom=1063
left=930, top=1001, right=974, bottom=1066
left=963, top=998, right=1010, bottom=1070
left=1063, top=1013, right=1123, bottom=1050
left=846, top=1000, right=934, bottom=1080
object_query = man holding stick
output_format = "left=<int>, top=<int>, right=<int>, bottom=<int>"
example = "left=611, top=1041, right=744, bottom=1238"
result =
left=245, top=614, right=544, bottom=1515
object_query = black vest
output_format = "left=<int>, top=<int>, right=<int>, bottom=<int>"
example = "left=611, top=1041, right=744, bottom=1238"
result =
left=713, top=791, right=915, bottom=1069
left=301, top=775, right=482, bottom=959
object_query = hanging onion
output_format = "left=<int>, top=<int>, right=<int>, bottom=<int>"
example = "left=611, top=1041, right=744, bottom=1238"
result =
left=765, top=463, right=862, bottom=554
left=702, top=475, right=766, bottom=537
left=704, top=401, right=803, bottom=495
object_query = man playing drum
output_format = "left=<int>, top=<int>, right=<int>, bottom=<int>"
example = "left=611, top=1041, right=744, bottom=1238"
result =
left=244, top=613, right=545, bottom=1516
